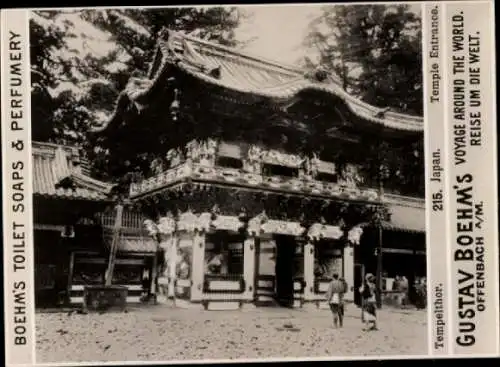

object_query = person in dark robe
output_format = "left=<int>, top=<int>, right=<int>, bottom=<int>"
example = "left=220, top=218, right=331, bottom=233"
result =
left=359, top=273, right=378, bottom=331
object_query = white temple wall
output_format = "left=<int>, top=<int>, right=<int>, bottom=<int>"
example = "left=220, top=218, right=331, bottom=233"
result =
left=343, top=245, right=354, bottom=301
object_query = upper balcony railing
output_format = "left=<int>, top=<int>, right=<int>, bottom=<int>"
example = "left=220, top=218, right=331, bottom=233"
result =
left=129, top=139, right=381, bottom=203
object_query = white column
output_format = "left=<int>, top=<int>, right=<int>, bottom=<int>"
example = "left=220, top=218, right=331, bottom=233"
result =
left=167, top=236, right=178, bottom=299
left=190, top=231, right=205, bottom=302
left=303, top=241, right=315, bottom=301
left=243, top=236, right=256, bottom=300
left=156, top=236, right=171, bottom=304
left=343, top=244, right=354, bottom=302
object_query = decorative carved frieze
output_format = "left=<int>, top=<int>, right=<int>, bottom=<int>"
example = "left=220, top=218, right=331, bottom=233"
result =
left=347, top=226, right=364, bottom=245
left=131, top=161, right=380, bottom=203
left=131, top=162, right=192, bottom=196
left=299, top=153, right=321, bottom=180
left=261, top=220, right=305, bottom=237
left=217, top=167, right=240, bottom=183
left=144, top=209, right=364, bottom=248
left=244, top=145, right=264, bottom=174
left=157, top=214, right=176, bottom=235
left=166, top=147, right=184, bottom=168
left=131, top=141, right=382, bottom=205
left=338, top=164, right=363, bottom=188
left=144, top=219, right=159, bottom=237
left=247, top=211, right=268, bottom=237
left=176, top=210, right=212, bottom=233
left=211, top=215, right=243, bottom=232
left=306, top=223, right=343, bottom=241
left=361, top=189, right=379, bottom=201
left=262, top=149, right=303, bottom=168
left=242, top=172, right=263, bottom=185
left=186, top=138, right=217, bottom=167
left=197, top=212, right=212, bottom=232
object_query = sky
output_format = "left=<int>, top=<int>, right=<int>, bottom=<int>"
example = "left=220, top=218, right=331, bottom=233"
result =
left=32, top=3, right=422, bottom=98
left=235, top=4, right=323, bottom=65
left=234, top=3, right=421, bottom=65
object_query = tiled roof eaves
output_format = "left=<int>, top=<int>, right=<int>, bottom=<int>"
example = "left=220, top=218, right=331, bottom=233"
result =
left=32, top=141, right=114, bottom=201
left=383, top=193, right=425, bottom=208
left=32, top=141, right=80, bottom=158
left=380, top=222, right=425, bottom=234
left=174, top=31, right=423, bottom=132
left=182, top=33, right=304, bottom=75
left=33, top=192, right=111, bottom=202
left=93, top=30, right=423, bottom=134
left=69, top=172, right=115, bottom=195
left=177, top=64, right=423, bottom=133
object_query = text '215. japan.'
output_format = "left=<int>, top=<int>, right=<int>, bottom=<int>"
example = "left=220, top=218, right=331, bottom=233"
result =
left=1, top=1, right=498, bottom=366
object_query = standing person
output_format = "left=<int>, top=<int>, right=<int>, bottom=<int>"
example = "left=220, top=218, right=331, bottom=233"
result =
left=325, top=273, right=345, bottom=328
left=340, top=276, right=348, bottom=320
left=400, top=275, right=409, bottom=307
left=359, top=273, right=378, bottom=331
left=393, top=275, right=400, bottom=291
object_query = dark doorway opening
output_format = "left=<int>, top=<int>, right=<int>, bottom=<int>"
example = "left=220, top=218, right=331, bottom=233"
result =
left=35, top=230, right=71, bottom=308
left=274, top=235, right=296, bottom=307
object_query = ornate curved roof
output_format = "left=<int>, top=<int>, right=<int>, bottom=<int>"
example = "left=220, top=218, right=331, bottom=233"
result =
left=94, top=30, right=423, bottom=135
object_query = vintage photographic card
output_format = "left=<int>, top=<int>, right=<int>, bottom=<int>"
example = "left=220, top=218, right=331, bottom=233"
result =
left=1, top=2, right=498, bottom=366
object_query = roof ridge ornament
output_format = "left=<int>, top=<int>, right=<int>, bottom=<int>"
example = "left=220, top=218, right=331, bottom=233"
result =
left=158, top=27, right=170, bottom=41
left=375, top=106, right=391, bottom=118
left=304, top=65, right=330, bottom=83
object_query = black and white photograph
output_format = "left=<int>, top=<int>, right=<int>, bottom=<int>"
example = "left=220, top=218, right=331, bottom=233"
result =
left=30, top=3, right=427, bottom=363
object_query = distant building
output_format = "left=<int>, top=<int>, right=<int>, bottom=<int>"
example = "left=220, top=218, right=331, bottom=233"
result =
left=89, top=30, right=425, bottom=310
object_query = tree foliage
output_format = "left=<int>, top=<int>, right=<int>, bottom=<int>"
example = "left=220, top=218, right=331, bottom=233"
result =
left=304, top=5, right=424, bottom=196
left=30, top=8, right=248, bottom=199
left=30, top=8, right=246, bottom=171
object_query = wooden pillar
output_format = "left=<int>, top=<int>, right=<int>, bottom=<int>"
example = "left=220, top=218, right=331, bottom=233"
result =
left=66, top=251, right=75, bottom=304
left=243, top=236, right=256, bottom=300
left=190, top=231, right=205, bottom=302
left=376, top=224, right=383, bottom=308
left=150, top=253, right=158, bottom=299
left=303, top=241, right=315, bottom=301
left=343, top=244, right=355, bottom=302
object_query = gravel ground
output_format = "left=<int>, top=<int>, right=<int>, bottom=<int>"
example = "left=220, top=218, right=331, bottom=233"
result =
left=36, top=304, right=427, bottom=363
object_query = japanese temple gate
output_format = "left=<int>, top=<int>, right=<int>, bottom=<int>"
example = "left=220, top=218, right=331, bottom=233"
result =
left=92, top=29, right=424, bottom=310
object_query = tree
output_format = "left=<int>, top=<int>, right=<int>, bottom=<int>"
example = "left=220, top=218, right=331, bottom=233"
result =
left=304, top=4, right=422, bottom=115
left=30, top=7, right=247, bottom=193
left=358, top=138, right=424, bottom=196
left=304, top=5, right=424, bottom=196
